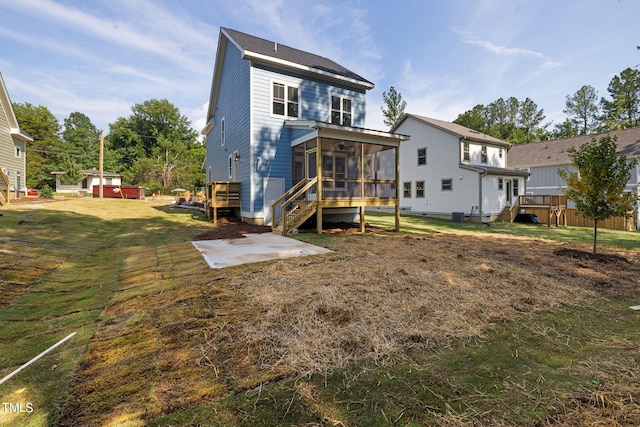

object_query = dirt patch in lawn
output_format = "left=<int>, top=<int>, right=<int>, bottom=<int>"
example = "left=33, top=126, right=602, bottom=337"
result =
left=193, top=217, right=272, bottom=240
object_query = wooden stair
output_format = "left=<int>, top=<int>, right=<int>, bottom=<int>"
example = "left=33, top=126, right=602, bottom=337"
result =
left=0, top=169, right=9, bottom=206
left=271, top=177, right=318, bottom=235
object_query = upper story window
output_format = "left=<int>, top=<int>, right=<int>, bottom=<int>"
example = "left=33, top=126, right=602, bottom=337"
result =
left=417, top=148, right=427, bottom=166
left=272, top=82, right=299, bottom=118
left=16, top=146, right=21, bottom=159
left=331, top=95, right=352, bottom=126
left=481, top=146, right=488, bottom=163
left=463, top=142, right=469, bottom=161
left=499, top=148, right=503, bottom=158
left=221, top=117, right=226, bottom=147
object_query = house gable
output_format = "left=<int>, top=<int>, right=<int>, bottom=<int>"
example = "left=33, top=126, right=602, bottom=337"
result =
left=203, top=28, right=375, bottom=222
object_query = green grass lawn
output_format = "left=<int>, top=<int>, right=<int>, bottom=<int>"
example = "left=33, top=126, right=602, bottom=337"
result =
left=363, top=212, right=640, bottom=251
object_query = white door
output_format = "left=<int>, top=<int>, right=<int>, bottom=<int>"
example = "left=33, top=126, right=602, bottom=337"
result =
left=263, top=177, right=285, bottom=226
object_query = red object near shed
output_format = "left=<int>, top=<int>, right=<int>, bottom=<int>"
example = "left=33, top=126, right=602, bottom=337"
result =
left=92, top=185, right=146, bottom=200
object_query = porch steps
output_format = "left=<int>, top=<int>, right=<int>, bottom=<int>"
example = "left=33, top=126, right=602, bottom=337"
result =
left=273, top=202, right=317, bottom=235
left=498, top=205, right=512, bottom=222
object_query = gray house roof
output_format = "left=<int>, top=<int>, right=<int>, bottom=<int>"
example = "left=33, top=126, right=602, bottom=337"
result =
left=509, top=127, right=640, bottom=168
left=205, top=28, right=373, bottom=128
left=393, top=114, right=510, bottom=147
left=222, top=28, right=373, bottom=88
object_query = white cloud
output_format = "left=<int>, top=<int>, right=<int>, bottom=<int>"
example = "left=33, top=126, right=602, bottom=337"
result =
left=454, top=28, right=560, bottom=68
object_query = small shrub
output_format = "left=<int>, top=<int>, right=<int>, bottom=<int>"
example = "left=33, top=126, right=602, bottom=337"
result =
left=39, top=184, right=53, bottom=199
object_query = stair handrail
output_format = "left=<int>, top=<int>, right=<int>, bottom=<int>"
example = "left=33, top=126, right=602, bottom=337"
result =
left=272, top=177, right=318, bottom=232
left=0, top=168, right=9, bottom=206
left=509, top=196, right=520, bottom=222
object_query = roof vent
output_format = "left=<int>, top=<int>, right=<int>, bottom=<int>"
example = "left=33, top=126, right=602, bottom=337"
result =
left=274, top=42, right=278, bottom=53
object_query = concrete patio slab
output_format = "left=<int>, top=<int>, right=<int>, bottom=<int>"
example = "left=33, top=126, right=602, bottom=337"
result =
left=192, top=233, right=332, bottom=269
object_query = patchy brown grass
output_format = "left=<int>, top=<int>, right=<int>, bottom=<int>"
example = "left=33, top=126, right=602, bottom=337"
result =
left=226, top=233, right=639, bottom=377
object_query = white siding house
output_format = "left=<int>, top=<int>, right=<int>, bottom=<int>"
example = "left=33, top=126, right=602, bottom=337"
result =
left=0, top=72, right=32, bottom=204
left=392, top=114, right=529, bottom=222
left=51, top=169, right=122, bottom=194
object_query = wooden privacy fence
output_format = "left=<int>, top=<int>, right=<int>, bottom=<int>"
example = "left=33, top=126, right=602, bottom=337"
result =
left=524, top=207, right=636, bottom=231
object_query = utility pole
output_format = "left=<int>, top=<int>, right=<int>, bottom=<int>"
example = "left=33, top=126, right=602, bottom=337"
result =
left=99, top=129, right=104, bottom=198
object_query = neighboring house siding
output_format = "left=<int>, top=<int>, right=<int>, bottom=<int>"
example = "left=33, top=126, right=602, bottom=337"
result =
left=205, top=41, right=251, bottom=211
left=397, top=119, right=478, bottom=215
left=0, top=104, right=25, bottom=192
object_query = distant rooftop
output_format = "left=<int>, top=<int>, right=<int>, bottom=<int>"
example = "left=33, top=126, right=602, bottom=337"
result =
left=509, top=127, right=640, bottom=168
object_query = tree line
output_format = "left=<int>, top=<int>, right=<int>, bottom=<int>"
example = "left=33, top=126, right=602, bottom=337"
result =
left=14, top=99, right=205, bottom=193
left=382, top=64, right=640, bottom=145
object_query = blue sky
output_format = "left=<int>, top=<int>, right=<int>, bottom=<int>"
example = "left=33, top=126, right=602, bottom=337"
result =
left=0, top=0, right=638, bottom=135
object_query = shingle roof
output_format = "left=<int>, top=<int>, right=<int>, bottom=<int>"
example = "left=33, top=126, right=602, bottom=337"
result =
left=508, top=127, right=640, bottom=168
left=222, top=28, right=373, bottom=88
left=395, top=114, right=510, bottom=147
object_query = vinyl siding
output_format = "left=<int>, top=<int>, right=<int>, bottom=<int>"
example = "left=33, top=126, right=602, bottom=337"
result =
left=0, top=103, right=26, bottom=191
left=397, top=118, right=479, bottom=216
left=205, top=41, right=252, bottom=210
left=250, top=63, right=366, bottom=216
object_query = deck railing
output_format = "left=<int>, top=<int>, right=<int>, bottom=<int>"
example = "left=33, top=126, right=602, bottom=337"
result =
left=0, top=169, right=9, bottom=206
left=205, top=181, right=241, bottom=221
left=518, top=194, right=566, bottom=208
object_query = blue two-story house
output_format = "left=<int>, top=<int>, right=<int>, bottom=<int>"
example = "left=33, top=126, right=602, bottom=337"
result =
left=203, top=28, right=408, bottom=233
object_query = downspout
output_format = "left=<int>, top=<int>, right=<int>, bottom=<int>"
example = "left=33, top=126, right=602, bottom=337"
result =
left=479, top=167, right=487, bottom=223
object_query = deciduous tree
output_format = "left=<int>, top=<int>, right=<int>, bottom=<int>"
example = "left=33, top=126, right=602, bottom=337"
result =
left=558, top=135, right=637, bottom=254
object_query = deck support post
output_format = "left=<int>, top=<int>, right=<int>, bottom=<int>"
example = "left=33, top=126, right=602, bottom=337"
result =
left=360, top=206, right=365, bottom=233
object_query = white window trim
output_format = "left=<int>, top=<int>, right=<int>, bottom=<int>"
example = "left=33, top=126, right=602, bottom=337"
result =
left=417, top=147, right=427, bottom=166
left=416, top=180, right=425, bottom=198
left=270, top=79, right=300, bottom=119
left=228, top=155, right=233, bottom=180
left=463, top=142, right=470, bottom=162
left=221, top=117, right=226, bottom=147
left=15, top=146, right=21, bottom=159
left=481, top=145, right=488, bottom=163
left=441, top=178, right=453, bottom=191
left=330, top=93, right=354, bottom=126
left=403, top=181, right=412, bottom=198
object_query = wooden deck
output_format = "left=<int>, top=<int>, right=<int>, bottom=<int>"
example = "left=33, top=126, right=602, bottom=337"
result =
left=271, top=177, right=400, bottom=235
left=205, top=181, right=241, bottom=222
left=499, top=195, right=567, bottom=226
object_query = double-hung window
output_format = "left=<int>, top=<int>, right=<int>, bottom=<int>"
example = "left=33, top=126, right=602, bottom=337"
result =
left=221, top=117, right=225, bottom=147
left=417, top=148, right=427, bottom=166
left=481, top=146, right=487, bottom=163
left=403, top=182, right=412, bottom=198
left=272, top=82, right=299, bottom=118
left=463, top=143, right=469, bottom=161
left=330, top=95, right=352, bottom=126
left=441, top=179, right=453, bottom=191
left=416, top=181, right=425, bottom=198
